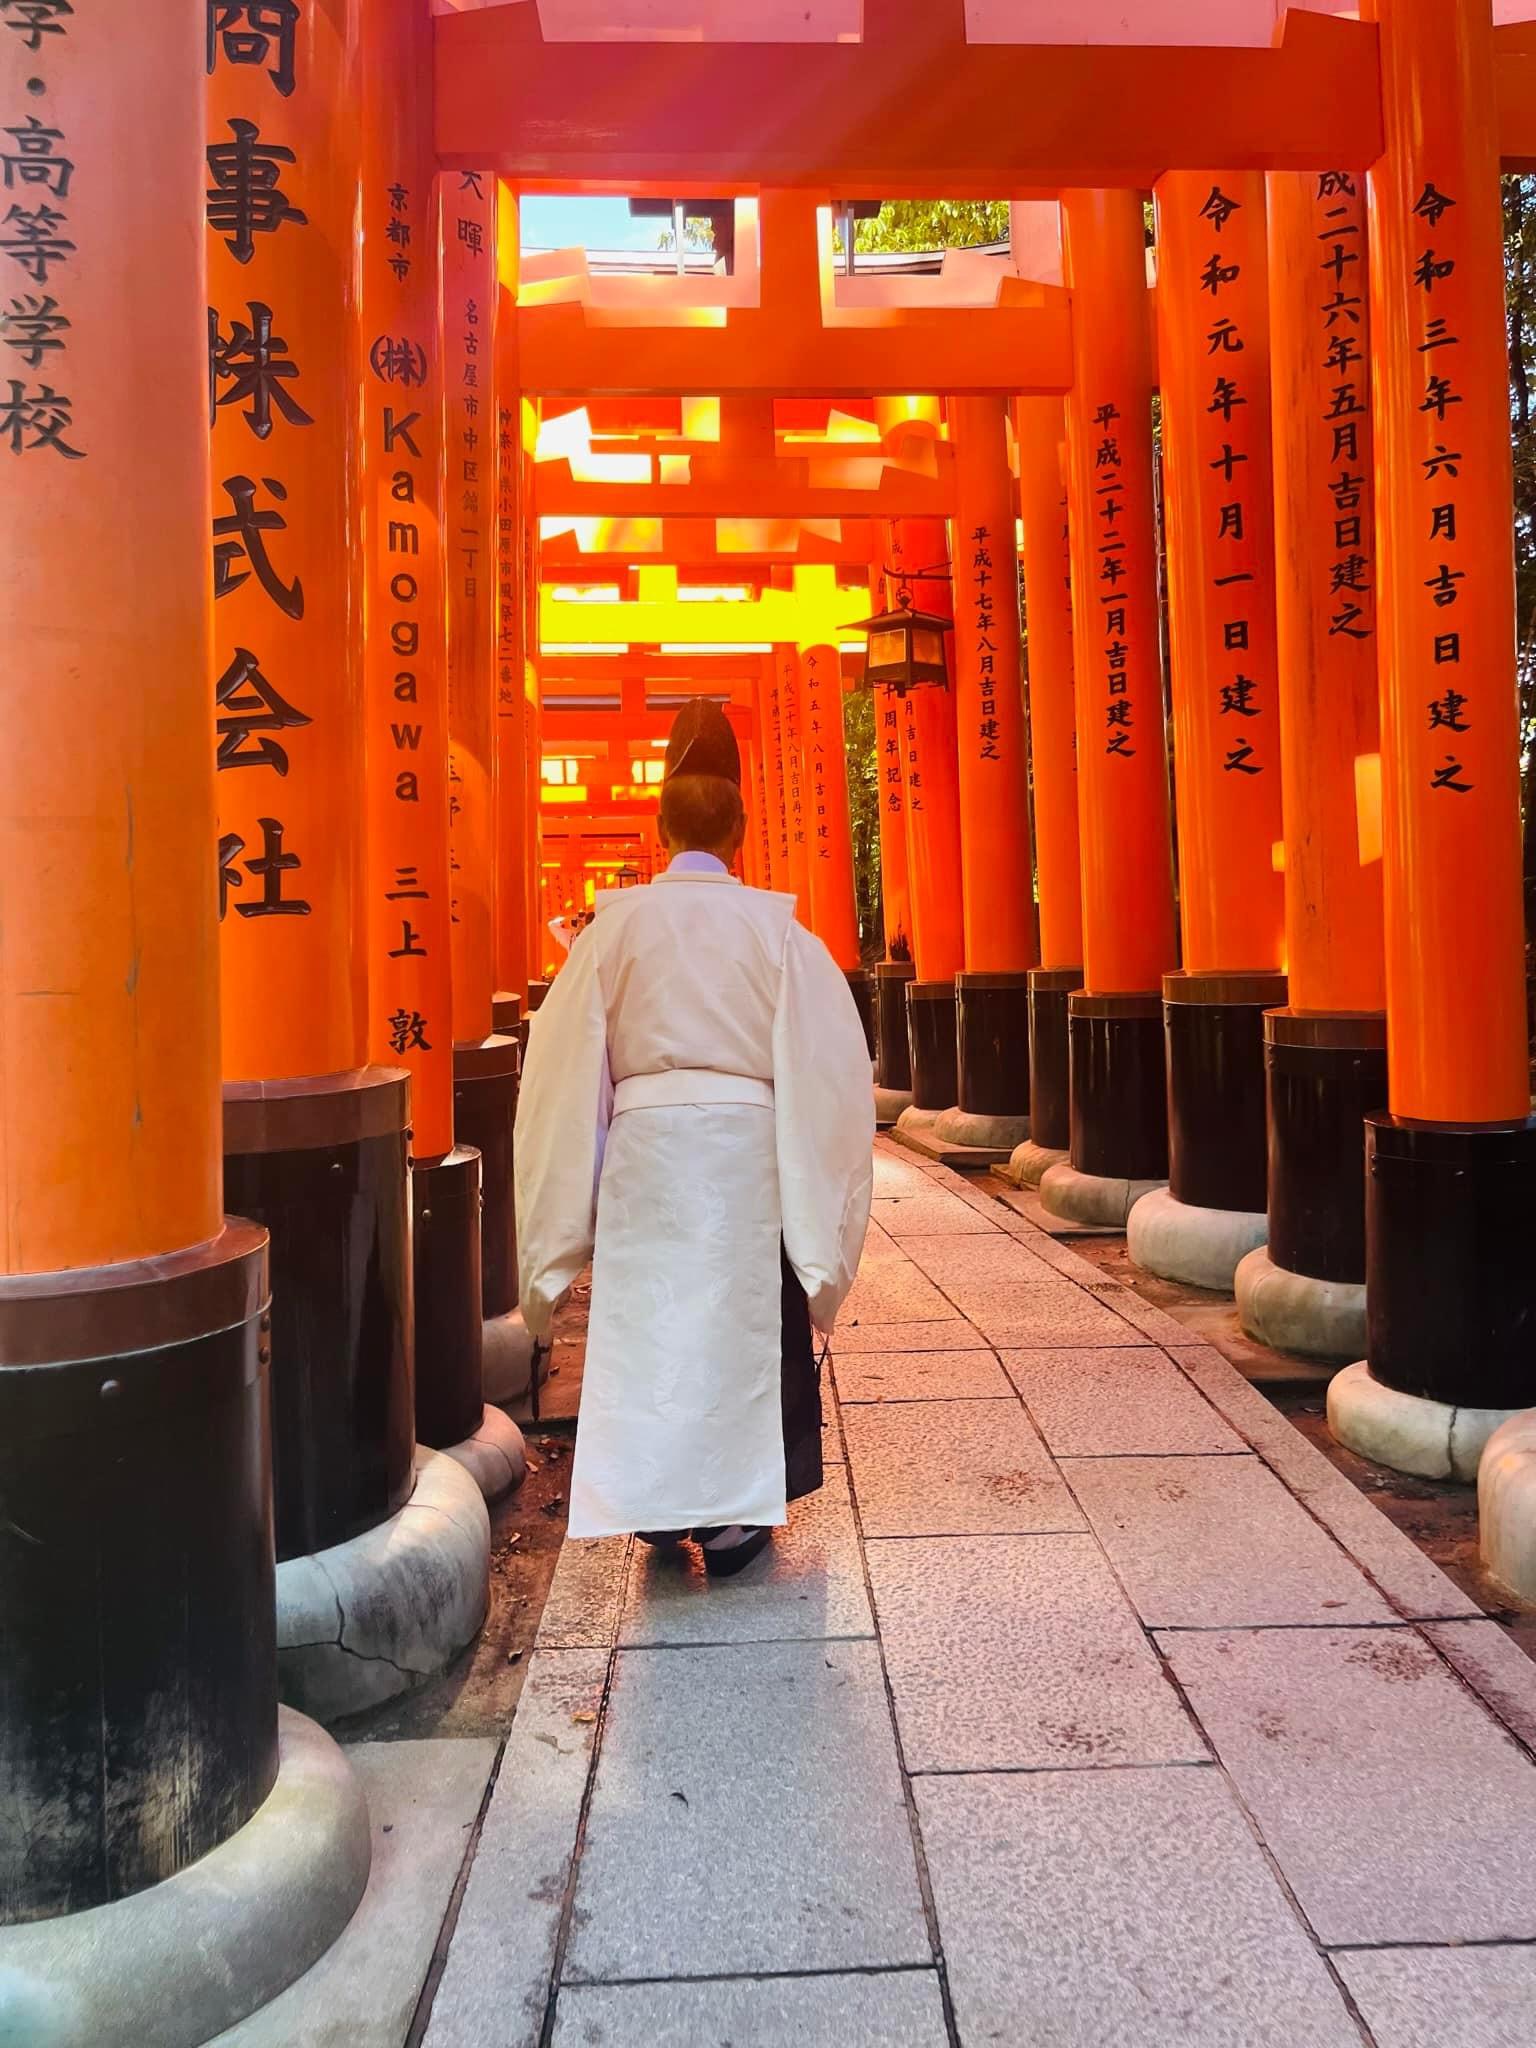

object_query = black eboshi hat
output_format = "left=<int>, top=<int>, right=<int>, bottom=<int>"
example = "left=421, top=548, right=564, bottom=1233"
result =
left=662, top=699, right=742, bottom=787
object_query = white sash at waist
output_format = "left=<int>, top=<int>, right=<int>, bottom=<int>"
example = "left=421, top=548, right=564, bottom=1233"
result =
left=611, top=1069, right=775, bottom=1115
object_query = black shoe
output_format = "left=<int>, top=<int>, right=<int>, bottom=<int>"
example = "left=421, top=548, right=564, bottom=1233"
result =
left=698, top=1525, right=774, bottom=1579
left=637, top=1529, right=690, bottom=1548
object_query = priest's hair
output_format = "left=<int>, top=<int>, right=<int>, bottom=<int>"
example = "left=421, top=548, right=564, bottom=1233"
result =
left=659, top=772, right=746, bottom=853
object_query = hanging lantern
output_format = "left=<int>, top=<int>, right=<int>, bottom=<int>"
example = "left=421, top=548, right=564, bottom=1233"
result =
left=856, top=589, right=952, bottom=696
left=616, top=863, right=642, bottom=889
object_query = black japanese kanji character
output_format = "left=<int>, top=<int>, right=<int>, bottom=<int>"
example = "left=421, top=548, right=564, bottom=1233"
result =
left=368, top=333, right=427, bottom=386
left=213, top=473, right=303, bottom=617
left=387, top=1008, right=431, bottom=1055
left=1428, top=689, right=1469, bottom=733
left=1431, top=754, right=1472, bottom=794
left=0, top=201, right=72, bottom=284
left=215, top=645, right=311, bottom=772
left=219, top=816, right=310, bottom=917
left=1412, top=181, right=1456, bottom=229
left=0, top=289, right=65, bottom=366
left=207, top=2, right=299, bottom=98
left=1, top=117, right=72, bottom=199
left=210, top=300, right=311, bottom=438
left=0, top=374, right=80, bottom=456
left=1199, top=184, right=1241, bottom=233
left=206, top=119, right=306, bottom=264
left=0, top=2, right=72, bottom=52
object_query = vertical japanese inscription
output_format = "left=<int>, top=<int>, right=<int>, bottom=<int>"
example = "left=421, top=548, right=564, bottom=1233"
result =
left=1404, top=176, right=1472, bottom=794
left=207, top=0, right=313, bottom=931
left=1, top=9, right=82, bottom=461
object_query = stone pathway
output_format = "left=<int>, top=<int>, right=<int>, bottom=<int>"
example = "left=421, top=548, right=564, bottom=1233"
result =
left=421, top=1140, right=1536, bottom=2048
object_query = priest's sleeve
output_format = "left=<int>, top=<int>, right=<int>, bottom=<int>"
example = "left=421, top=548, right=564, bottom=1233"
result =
left=514, top=930, right=611, bottom=1342
left=772, top=921, right=876, bottom=1336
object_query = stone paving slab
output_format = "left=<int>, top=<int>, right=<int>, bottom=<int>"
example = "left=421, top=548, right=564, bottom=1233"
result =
left=1173, top=1345, right=1481, bottom=1621
left=868, top=1532, right=1205, bottom=1774
left=833, top=1319, right=993, bottom=1352
left=551, top=1969, right=951, bottom=2047
left=423, top=1651, right=610, bottom=2048
left=916, top=1768, right=1362, bottom=2048
left=536, top=1536, right=632, bottom=1649
left=619, top=1465, right=873, bottom=1646
left=839, top=1254, right=961, bottom=1326
left=1002, top=1346, right=1246, bottom=1458
left=845, top=1398, right=1084, bottom=1538
left=1336, top=1946, right=1536, bottom=2048
left=1163, top=1627, right=1536, bottom=1946
left=1066, top=1453, right=1395, bottom=1628
left=565, top=1639, right=931, bottom=1982
left=873, top=1191, right=1004, bottom=1236
left=894, top=1232, right=1143, bottom=1344
left=219, top=1737, right=496, bottom=2048
left=833, top=1346, right=1014, bottom=1403
left=871, top=1149, right=933, bottom=1197
left=1422, top=1618, right=1536, bottom=1750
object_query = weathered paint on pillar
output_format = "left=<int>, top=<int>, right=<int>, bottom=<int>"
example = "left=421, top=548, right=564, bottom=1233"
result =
left=442, top=165, right=497, bottom=1043
left=493, top=185, right=530, bottom=998
left=2, top=0, right=221, bottom=1271
left=950, top=394, right=1037, bottom=972
left=1058, top=191, right=1177, bottom=995
left=756, top=657, right=789, bottom=890
left=207, top=0, right=366, bottom=1081
left=524, top=404, right=545, bottom=983
left=881, top=515, right=966, bottom=983
left=1016, top=396, right=1083, bottom=971
left=1267, top=169, right=1385, bottom=1015
left=797, top=640, right=861, bottom=969
left=1366, top=0, right=1528, bottom=1123
left=1155, top=170, right=1284, bottom=974
left=750, top=717, right=775, bottom=890
left=357, top=0, right=453, bottom=1162
left=777, top=642, right=813, bottom=919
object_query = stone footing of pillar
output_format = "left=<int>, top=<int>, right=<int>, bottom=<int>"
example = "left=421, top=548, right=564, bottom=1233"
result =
left=1240, top=1011, right=1387, bottom=1359
left=934, top=1106, right=1031, bottom=1153
left=874, top=1084, right=914, bottom=1128
left=874, top=961, right=915, bottom=1093
left=1233, top=1247, right=1366, bottom=1363
left=224, top=1068, right=415, bottom=1564
left=1328, top=1364, right=1518, bottom=1485
left=1068, top=991, right=1169, bottom=1183
left=440, top=1403, right=528, bottom=1502
left=1127, top=1187, right=1268, bottom=1294
left=1343, top=1113, right=1536, bottom=1479
left=275, top=1448, right=491, bottom=1724
left=0, top=1708, right=371, bottom=2048
left=483, top=1308, right=541, bottom=1404
left=1480, top=1413, right=1536, bottom=1605
left=413, top=1142, right=487, bottom=1454
left=996, top=1138, right=1070, bottom=1189
left=1027, top=967, right=1080, bottom=1155
left=955, top=970, right=1030, bottom=1126
left=1039, top=1161, right=1164, bottom=1229
left=454, top=1032, right=521, bottom=1326
left=907, top=980, right=959, bottom=1110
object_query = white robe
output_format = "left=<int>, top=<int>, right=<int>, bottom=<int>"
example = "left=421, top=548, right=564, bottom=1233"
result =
left=514, top=868, right=874, bottom=1538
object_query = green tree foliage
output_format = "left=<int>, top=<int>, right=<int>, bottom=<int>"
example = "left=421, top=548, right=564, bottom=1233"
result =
left=854, top=200, right=1010, bottom=254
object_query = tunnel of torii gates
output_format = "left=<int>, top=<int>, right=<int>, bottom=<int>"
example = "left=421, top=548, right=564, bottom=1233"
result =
left=4, top=0, right=1536, bottom=2027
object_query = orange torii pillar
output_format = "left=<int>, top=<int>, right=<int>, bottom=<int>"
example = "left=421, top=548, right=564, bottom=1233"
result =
left=1044, top=192, right=1179, bottom=1225
left=1128, top=171, right=1287, bottom=1288
left=1235, top=167, right=1388, bottom=1364
left=441, top=169, right=530, bottom=1413
left=798, top=633, right=873, bottom=1046
left=1333, top=0, right=1536, bottom=1486
left=776, top=642, right=814, bottom=917
left=756, top=654, right=791, bottom=891
left=0, top=5, right=369, bottom=1998
left=493, top=193, right=535, bottom=1024
left=1015, top=396, right=1083, bottom=1172
left=870, top=571, right=918, bottom=1106
left=878, top=500, right=967, bottom=1116
left=210, top=0, right=451, bottom=1717
left=940, top=394, right=1038, bottom=1149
